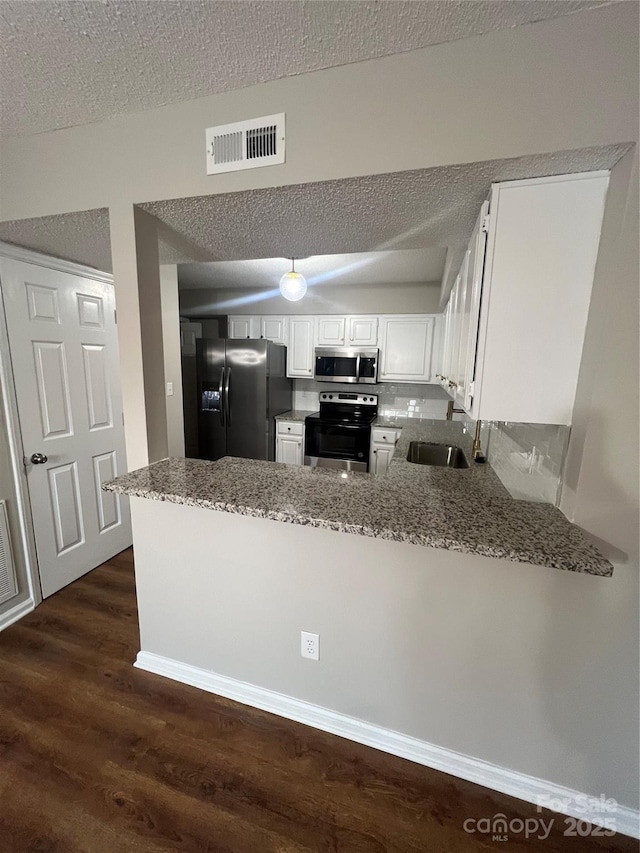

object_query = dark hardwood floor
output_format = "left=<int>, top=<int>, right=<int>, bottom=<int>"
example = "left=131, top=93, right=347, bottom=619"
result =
left=0, top=548, right=635, bottom=852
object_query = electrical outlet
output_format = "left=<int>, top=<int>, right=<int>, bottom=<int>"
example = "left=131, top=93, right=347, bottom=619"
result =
left=300, top=631, right=319, bottom=661
left=166, top=382, right=174, bottom=397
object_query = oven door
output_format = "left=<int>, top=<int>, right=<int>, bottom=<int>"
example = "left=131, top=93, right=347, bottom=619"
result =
left=304, top=419, right=370, bottom=471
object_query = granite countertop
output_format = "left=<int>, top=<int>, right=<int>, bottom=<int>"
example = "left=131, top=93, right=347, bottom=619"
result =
left=372, top=414, right=410, bottom=429
left=104, top=420, right=612, bottom=577
left=274, top=410, right=315, bottom=423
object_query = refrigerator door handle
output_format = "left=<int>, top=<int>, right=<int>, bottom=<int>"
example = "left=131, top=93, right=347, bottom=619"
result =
left=224, top=367, right=231, bottom=425
left=218, top=368, right=226, bottom=427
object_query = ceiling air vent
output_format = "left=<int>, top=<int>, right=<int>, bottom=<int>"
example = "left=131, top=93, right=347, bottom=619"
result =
left=206, top=113, right=285, bottom=175
left=0, top=500, right=18, bottom=606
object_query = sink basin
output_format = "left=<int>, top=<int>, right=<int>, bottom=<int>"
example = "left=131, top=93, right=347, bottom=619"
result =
left=406, top=441, right=470, bottom=468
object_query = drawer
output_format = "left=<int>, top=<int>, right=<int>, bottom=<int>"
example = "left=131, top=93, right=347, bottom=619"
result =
left=277, top=421, right=304, bottom=436
left=371, top=427, right=399, bottom=445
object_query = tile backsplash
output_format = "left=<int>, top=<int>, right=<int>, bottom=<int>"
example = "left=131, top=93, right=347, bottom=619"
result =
left=484, top=421, right=570, bottom=505
left=293, top=381, right=570, bottom=505
left=293, top=380, right=450, bottom=419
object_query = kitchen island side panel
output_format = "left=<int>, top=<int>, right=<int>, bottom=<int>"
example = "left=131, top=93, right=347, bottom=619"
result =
left=129, top=496, right=638, bottom=810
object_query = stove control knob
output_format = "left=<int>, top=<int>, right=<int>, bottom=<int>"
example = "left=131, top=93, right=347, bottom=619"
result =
left=329, top=394, right=333, bottom=399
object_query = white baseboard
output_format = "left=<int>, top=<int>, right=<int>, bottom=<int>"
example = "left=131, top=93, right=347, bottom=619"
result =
left=135, top=650, right=639, bottom=840
left=0, top=597, right=34, bottom=632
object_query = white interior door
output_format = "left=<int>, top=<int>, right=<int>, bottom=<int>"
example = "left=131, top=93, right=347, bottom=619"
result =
left=0, top=256, right=132, bottom=598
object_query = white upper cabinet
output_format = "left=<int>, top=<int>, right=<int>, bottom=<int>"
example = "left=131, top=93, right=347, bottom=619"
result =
left=260, top=316, right=287, bottom=345
left=460, top=200, right=489, bottom=412
left=379, top=315, right=436, bottom=382
left=228, top=316, right=260, bottom=339
left=347, top=316, right=378, bottom=346
left=316, top=316, right=346, bottom=346
left=440, top=172, right=609, bottom=424
left=287, top=317, right=316, bottom=378
left=228, top=315, right=286, bottom=343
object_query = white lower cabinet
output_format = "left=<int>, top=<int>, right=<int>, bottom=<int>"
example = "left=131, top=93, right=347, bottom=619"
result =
left=276, top=420, right=304, bottom=465
left=379, top=316, right=436, bottom=382
left=369, top=427, right=401, bottom=475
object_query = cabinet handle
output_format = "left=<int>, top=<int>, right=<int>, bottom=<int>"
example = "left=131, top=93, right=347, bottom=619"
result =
left=373, top=449, right=377, bottom=454
left=287, top=427, right=291, bottom=431
left=382, top=435, right=387, bottom=440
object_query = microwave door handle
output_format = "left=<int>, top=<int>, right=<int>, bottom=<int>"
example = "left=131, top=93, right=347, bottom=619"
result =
left=355, top=354, right=361, bottom=380
left=218, top=368, right=226, bottom=426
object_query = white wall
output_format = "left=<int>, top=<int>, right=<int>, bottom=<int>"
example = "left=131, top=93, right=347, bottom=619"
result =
left=561, top=149, right=639, bottom=564
left=110, top=206, right=169, bottom=468
left=132, top=498, right=639, bottom=810
left=0, top=3, right=637, bottom=222
left=0, top=381, right=33, bottom=617
left=179, top=281, right=441, bottom=316
left=160, top=265, right=185, bottom=457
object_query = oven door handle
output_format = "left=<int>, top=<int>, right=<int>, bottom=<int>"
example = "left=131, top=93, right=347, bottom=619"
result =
left=355, top=354, right=361, bottom=380
left=312, top=422, right=369, bottom=430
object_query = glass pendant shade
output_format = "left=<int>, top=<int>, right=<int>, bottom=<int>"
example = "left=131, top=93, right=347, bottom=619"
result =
left=279, top=259, right=307, bottom=302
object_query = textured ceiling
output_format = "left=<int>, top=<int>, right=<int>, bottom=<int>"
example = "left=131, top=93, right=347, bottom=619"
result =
left=0, top=144, right=628, bottom=273
left=0, top=0, right=612, bottom=137
left=142, top=144, right=630, bottom=264
left=0, top=208, right=112, bottom=271
left=179, top=249, right=447, bottom=291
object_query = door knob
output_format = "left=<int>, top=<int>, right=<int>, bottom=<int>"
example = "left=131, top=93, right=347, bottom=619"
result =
left=30, top=453, right=48, bottom=464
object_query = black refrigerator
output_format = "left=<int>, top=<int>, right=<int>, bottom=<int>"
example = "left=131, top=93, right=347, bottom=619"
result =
left=196, top=338, right=292, bottom=461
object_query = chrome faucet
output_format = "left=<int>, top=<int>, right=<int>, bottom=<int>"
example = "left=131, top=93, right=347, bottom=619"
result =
left=446, top=399, right=465, bottom=421
left=472, top=420, right=485, bottom=462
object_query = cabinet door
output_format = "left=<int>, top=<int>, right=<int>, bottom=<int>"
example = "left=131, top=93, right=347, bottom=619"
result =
left=461, top=200, right=489, bottom=411
left=228, top=316, right=260, bottom=339
left=379, top=316, right=435, bottom=382
left=454, top=250, right=472, bottom=406
left=347, top=316, right=378, bottom=346
left=316, top=316, right=346, bottom=346
left=440, top=296, right=453, bottom=388
left=370, top=443, right=394, bottom=475
left=473, top=174, right=608, bottom=424
left=447, top=276, right=463, bottom=396
left=276, top=435, right=303, bottom=465
left=260, top=316, right=287, bottom=344
left=180, top=322, right=202, bottom=356
left=287, top=317, right=315, bottom=378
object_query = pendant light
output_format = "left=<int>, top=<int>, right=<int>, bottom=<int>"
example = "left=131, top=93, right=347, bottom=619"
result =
left=279, top=258, right=307, bottom=302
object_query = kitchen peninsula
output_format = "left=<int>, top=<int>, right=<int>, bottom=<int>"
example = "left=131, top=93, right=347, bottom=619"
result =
left=103, top=417, right=615, bottom=815
left=106, top=420, right=610, bottom=575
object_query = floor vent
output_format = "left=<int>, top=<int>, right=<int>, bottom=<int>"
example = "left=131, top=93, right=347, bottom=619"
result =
left=0, top=500, right=18, bottom=605
left=206, top=113, right=285, bottom=175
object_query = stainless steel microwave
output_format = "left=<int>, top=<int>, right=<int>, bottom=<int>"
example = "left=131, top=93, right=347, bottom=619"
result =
left=314, top=348, right=379, bottom=384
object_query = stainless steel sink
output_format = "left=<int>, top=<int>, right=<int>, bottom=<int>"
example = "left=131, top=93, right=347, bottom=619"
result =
left=406, top=441, right=470, bottom=468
